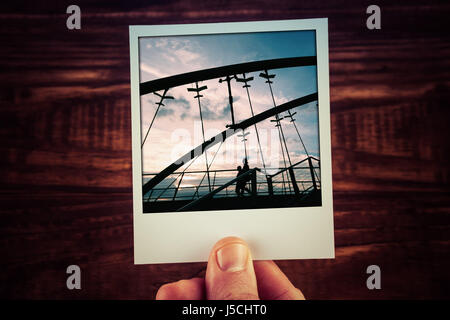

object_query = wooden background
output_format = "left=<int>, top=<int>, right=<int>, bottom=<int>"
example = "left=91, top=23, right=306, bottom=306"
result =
left=0, top=0, right=449, bottom=299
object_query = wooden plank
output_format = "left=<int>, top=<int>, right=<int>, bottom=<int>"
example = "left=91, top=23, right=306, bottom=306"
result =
left=0, top=0, right=449, bottom=299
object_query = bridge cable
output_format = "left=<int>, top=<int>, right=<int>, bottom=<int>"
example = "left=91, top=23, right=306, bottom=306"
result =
left=188, top=82, right=212, bottom=193
left=277, top=126, right=290, bottom=194
left=235, top=73, right=268, bottom=174
left=284, top=108, right=311, bottom=191
left=260, top=70, right=293, bottom=194
left=150, top=155, right=197, bottom=202
left=285, top=109, right=310, bottom=158
left=192, top=141, right=224, bottom=199
left=141, top=89, right=174, bottom=148
left=285, top=105, right=321, bottom=186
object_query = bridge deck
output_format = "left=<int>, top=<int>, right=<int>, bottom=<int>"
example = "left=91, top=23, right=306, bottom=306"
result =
left=143, top=190, right=321, bottom=213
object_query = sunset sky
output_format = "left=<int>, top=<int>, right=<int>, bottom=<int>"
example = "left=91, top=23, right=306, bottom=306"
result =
left=139, top=30, right=319, bottom=178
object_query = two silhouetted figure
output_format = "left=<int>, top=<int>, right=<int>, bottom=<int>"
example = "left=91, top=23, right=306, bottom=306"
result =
left=235, top=158, right=251, bottom=196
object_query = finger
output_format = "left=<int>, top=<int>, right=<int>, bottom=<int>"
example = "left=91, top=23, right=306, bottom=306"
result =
left=253, top=260, right=305, bottom=300
left=205, top=236, right=259, bottom=300
left=156, top=277, right=205, bottom=300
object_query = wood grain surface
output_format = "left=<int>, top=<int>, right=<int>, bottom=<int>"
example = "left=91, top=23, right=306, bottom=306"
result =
left=0, top=0, right=449, bottom=299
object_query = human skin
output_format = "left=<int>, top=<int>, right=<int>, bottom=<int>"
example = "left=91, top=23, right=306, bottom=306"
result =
left=156, top=236, right=305, bottom=300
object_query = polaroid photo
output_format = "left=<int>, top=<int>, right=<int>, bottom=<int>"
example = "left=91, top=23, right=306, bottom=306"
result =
left=129, top=18, right=334, bottom=264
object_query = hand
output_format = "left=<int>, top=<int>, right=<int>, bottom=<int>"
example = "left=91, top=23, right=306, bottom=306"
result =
left=156, top=236, right=305, bottom=300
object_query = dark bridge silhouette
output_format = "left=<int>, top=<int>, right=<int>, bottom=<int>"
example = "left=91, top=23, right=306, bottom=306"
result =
left=141, top=56, right=321, bottom=212
left=140, top=56, right=317, bottom=95
left=143, top=92, right=318, bottom=194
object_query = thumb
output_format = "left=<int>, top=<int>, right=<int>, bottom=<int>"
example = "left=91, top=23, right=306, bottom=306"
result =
left=205, top=237, right=259, bottom=300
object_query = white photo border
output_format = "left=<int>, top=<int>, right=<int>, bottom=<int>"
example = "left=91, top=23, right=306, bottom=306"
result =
left=130, top=18, right=334, bottom=264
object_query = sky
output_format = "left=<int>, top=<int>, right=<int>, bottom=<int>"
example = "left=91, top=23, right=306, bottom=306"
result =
left=139, top=30, right=319, bottom=180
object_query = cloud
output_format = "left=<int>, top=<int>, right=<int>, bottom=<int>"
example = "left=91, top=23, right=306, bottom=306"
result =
left=139, top=35, right=319, bottom=174
left=140, top=62, right=167, bottom=78
left=197, top=96, right=231, bottom=120
left=140, top=37, right=204, bottom=82
left=176, top=97, right=191, bottom=110
left=172, top=48, right=201, bottom=62
left=158, top=108, right=174, bottom=117
left=154, top=38, right=168, bottom=48
left=221, top=103, right=231, bottom=117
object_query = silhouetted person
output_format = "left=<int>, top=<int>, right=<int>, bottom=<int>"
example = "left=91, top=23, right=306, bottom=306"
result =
left=242, top=158, right=249, bottom=174
left=242, top=158, right=251, bottom=185
left=236, top=158, right=251, bottom=196
left=235, top=165, right=243, bottom=196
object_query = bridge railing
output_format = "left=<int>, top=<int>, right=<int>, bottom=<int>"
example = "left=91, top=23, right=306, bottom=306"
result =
left=175, top=168, right=261, bottom=212
left=267, top=156, right=320, bottom=196
left=143, top=157, right=320, bottom=202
